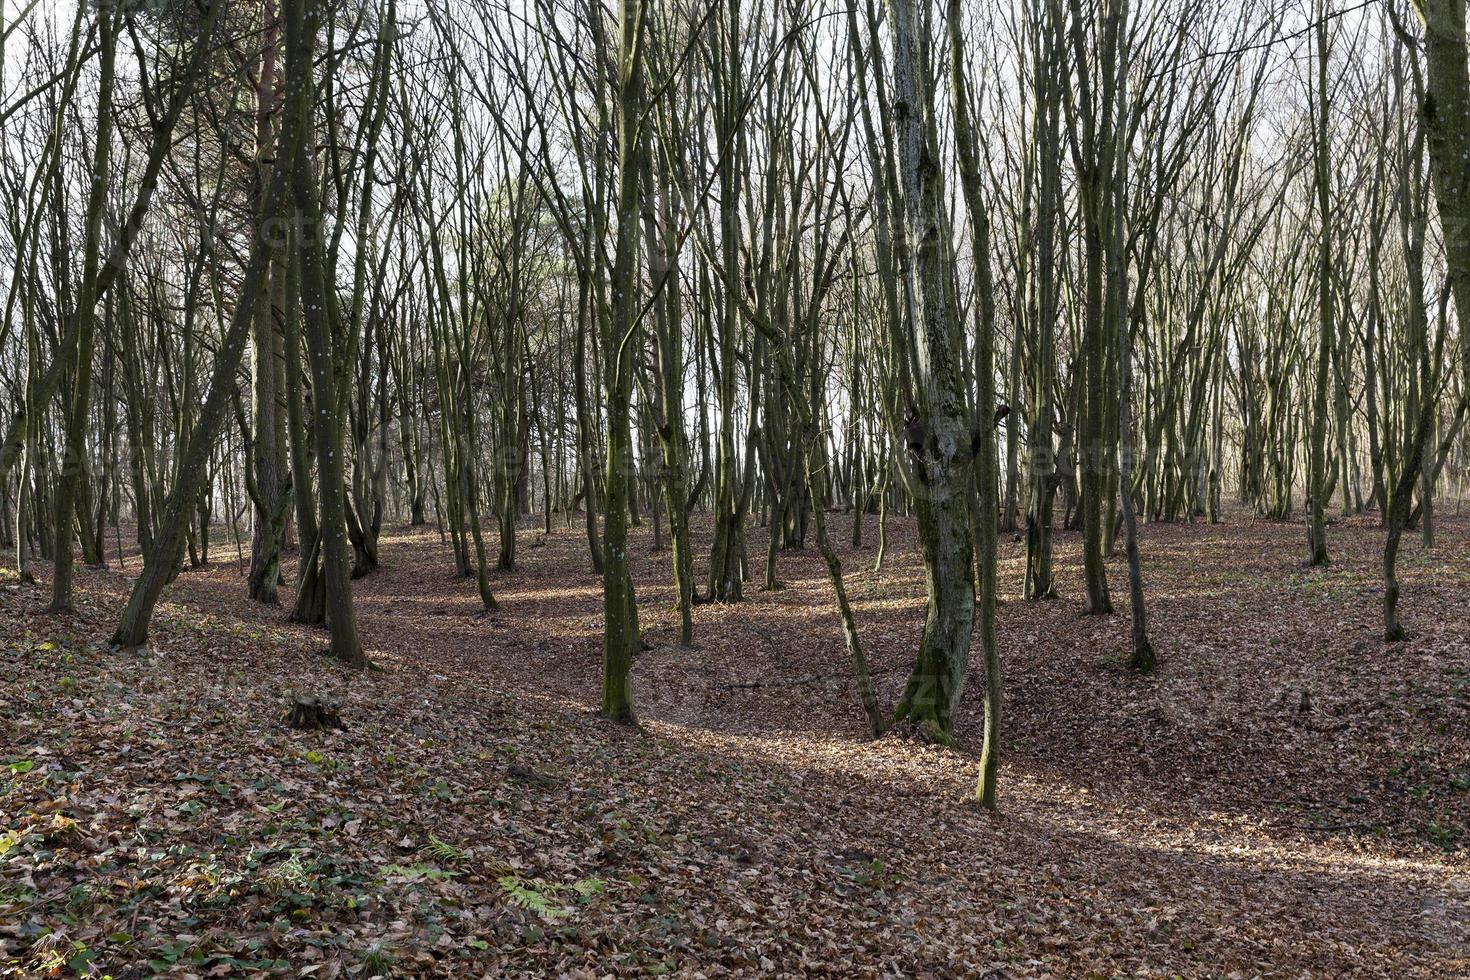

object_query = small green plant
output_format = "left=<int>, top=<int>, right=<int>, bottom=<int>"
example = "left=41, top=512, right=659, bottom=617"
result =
left=0, top=828, right=28, bottom=858
left=1427, top=822, right=1463, bottom=851
left=361, top=944, right=396, bottom=977
left=265, top=853, right=310, bottom=891
left=839, top=857, right=892, bottom=891
left=425, top=835, right=464, bottom=860
left=498, top=876, right=569, bottom=919
left=381, top=863, right=458, bottom=882
left=571, top=877, right=605, bottom=901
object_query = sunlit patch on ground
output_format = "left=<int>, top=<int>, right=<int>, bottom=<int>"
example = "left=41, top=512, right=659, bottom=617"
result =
left=1, top=512, right=1466, bottom=975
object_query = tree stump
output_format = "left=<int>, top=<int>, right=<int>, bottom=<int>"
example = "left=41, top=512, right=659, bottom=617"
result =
left=285, top=694, right=344, bottom=731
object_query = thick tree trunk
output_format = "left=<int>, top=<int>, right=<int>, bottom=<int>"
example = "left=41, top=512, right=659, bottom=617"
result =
left=706, top=0, right=747, bottom=605
left=292, top=0, right=366, bottom=669
left=248, top=1, right=287, bottom=605
left=49, top=3, right=119, bottom=614
left=600, top=0, right=650, bottom=723
left=884, top=0, right=975, bottom=745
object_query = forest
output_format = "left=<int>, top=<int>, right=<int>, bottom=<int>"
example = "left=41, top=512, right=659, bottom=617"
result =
left=1, top=0, right=1468, bottom=974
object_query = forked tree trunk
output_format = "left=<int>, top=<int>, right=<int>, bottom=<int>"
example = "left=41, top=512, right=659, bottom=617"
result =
left=884, top=0, right=976, bottom=744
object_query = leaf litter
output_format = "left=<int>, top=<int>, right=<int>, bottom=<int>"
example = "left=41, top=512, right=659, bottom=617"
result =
left=1, top=513, right=1467, bottom=976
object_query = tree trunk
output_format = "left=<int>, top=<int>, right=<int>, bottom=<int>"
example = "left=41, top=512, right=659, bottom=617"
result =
left=883, top=0, right=976, bottom=745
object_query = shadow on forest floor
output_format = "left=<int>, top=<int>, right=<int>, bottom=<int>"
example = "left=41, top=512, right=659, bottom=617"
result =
left=1, top=511, right=1466, bottom=975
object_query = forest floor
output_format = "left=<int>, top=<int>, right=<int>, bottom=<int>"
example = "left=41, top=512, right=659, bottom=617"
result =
left=2, top=509, right=1468, bottom=977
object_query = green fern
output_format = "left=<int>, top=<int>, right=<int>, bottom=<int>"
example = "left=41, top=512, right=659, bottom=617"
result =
left=381, top=863, right=458, bottom=882
left=426, top=834, right=464, bottom=860
left=498, top=875, right=568, bottom=919
left=571, top=877, right=605, bottom=899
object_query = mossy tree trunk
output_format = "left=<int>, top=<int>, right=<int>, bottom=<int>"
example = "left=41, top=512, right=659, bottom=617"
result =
left=883, top=0, right=976, bottom=745
left=600, top=0, right=651, bottom=723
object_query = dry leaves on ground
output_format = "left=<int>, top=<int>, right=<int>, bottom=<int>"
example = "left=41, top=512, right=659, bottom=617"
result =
left=1, top=513, right=1467, bottom=977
